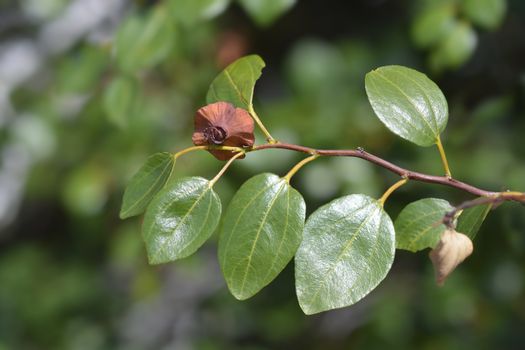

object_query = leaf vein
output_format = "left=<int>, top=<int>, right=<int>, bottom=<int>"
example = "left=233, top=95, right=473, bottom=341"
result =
left=238, top=182, right=287, bottom=296
left=306, top=203, right=380, bottom=308
left=374, top=71, right=437, bottom=140
left=122, top=158, right=173, bottom=216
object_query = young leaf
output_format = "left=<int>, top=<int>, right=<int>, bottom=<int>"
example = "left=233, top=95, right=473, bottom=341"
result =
left=114, top=5, right=176, bottom=73
left=104, top=75, right=138, bottom=128
left=206, top=55, right=265, bottom=110
left=237, top=0, right=296, bottom=27
left=365, top=65, right=448, bottom=147
left=120, top=152, right=175, bottom=219
left=218, top=173, right=305, bottom=300
left=295, top=194, right=395, bottom=315
left=394, top=198, right=453, bottom=252
left=456, top=202, right=492, bottom=239
left=142, top=177, right=221, bottom=264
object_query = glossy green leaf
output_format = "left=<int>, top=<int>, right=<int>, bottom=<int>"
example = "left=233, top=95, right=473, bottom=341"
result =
left=120, top=153, right=175, bottom=219
left=103, top=75, right=138, bottom=128
left=218, top=173, right=305, bottom=300
left=114, top=5, right=176, bottom=73
left=295, top=194, right=395, bottom=315
left=411, top=4, right=455, bottom=48
left=237, top=0, right=296, bottom=27
left=462, top=0, right=506, bottom=30
left=206, top=55, right=265, bottom=110
left=457, top=202, right=492, bottom=239
left=395, top=198, right=453, bottom=252
left=429, top=22, right=477, bottom=71
left=168, top=0, right=230, bottom=26
left=142, top=177, right=221, bottom=264
left=365, top=65, right=448, bottom=146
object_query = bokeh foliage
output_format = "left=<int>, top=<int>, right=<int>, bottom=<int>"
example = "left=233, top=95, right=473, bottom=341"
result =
left=1, top=0, right=524, bottom=349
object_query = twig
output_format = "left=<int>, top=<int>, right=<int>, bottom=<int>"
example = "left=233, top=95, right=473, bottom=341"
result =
left=251, top=142, right=514, bottom=198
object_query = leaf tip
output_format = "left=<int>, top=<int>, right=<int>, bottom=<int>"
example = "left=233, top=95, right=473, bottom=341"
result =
left=118, top=209, right=130, bottom=220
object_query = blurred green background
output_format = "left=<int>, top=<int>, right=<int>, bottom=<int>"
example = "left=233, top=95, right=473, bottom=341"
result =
left=1, top=0, right=524, bottom=349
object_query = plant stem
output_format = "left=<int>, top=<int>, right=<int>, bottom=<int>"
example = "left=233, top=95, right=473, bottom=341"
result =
left=174, top=145, right=208, bottom=159
left=443, top=191, right=525, bottom=228
left=379, top=177, right=409, bottom=206
left=436, top=136, right=452, bottom=178
left=181, top=141, right=524, bottom=206
left=248, top=105, right=276, bottom=144
left=283, top=154, right=319, bottom=183
left=209, top=151, right=245, bottom=186
left=250, top=142, right=505, bottom=198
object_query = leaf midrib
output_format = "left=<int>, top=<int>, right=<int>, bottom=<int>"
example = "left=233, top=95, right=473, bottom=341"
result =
left=175, top=189, right=216, bottom=258
left=219, top=178, right=278, bottom=274
left=156, top=182, right=210, bottom=257
left=224, top=69, right=249, bottom=107
left=403, top=208, right=448, bottom=250
left=372, top=71, right=438, bottom=140
left=393, top=68, right=443, bottom=132
left=237, top=181, right=287, bottom=296
left=345, top=210, right=393, bottom=305
left=305, top=202, right=380, bottom=309
left=262, top=187, right=292, bottom=283
left=121, top=157, right=173, bottom=217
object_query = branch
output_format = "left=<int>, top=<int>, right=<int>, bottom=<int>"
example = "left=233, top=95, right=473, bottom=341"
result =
left=250, top=142, right=524, bottom=201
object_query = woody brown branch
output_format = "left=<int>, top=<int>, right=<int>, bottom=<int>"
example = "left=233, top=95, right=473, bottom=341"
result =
left=251, top=142, right=524, bottom=201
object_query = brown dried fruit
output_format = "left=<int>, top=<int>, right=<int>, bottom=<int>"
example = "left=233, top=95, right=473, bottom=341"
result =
left=192, top=102, right=255, bottom=160
left=429, top=228, right=473, bottom=286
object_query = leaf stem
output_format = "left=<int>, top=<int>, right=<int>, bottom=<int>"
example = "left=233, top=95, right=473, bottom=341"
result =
left=248, top=105, right=276, bottom=144
left=283, top=154, right=319, bottom=183
left=210, top=145, right=245, bottom=152
left=379, top=177, right=409, bottom=206
left=209, top=151, right=245, bottom=186
left=174, top=145, right=208, bottom=159
left=436, top=136, right=452, bottom=178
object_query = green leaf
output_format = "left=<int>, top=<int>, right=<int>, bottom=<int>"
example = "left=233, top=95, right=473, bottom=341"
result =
left=395, top=198, right=453, bottom=252
left=206, top=55, right=265, bottom=110
left=237, top=0, right=296, bottom=27
left=457, top=202, right=492, bottom=239
left=103, top=75, right=138, bottom=128
left=429, top=21, right=477, bottom=72
left=114, top=5, right=176, bottom=73
left=462, top=0, right=506, bottom=30
left=365, top=65, right=449, bottom=147
left=295, top=194, right=395, bottom=315
left=142, top=177, right=221, bottom=264
left=218, top=173, right=305, bottom=300
left=120, top=153, right=175, bottom=219
left=168, top=0, right=230, bottom=26
left=411, top=4, right=456, bottom=48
